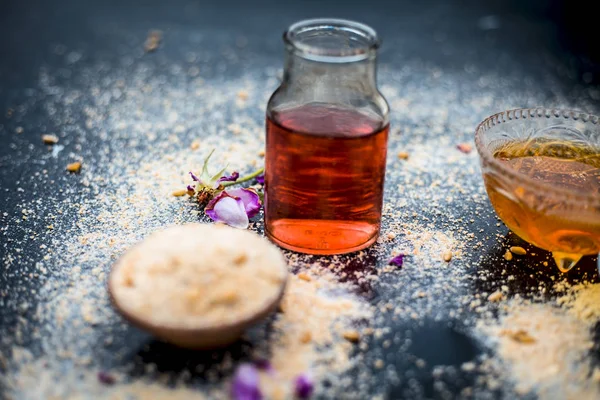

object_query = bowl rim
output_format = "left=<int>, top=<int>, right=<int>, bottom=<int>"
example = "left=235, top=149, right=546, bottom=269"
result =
left=474, top=107, right=600, bottom=206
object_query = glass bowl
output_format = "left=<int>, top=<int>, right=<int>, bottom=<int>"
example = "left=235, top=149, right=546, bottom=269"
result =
left=475, top=108, right=600, bottom=272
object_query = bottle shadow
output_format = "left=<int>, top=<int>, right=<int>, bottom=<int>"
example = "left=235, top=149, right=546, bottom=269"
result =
left=110, top=316, right=279, bottom=384
left=288, top=248, right=380, bottom=301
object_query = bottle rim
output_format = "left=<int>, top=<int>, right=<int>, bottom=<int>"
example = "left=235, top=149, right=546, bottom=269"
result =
left=283, top=18, right=380, bottom=63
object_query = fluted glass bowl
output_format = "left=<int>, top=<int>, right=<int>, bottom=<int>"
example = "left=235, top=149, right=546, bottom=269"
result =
left=475, top=108, right=600, bottom=272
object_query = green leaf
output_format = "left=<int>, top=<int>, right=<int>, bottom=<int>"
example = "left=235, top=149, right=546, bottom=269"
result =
left=200, top=149, right=216, bottom=182
left=210, top=164, right=229, bottom=182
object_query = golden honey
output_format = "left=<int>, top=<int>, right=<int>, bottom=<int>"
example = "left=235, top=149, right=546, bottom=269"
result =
left=484, top=139, right=600, bottom=272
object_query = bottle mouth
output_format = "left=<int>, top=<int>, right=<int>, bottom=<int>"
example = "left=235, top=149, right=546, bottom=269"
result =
left=284, top=18, right=380, bottom=63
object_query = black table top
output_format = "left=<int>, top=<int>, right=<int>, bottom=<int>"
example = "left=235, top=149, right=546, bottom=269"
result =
left=1, top=0, right=599, bottom=399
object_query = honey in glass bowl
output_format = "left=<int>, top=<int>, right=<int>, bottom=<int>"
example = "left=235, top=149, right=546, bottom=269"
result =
left=475, top=108, right=600, bottom=272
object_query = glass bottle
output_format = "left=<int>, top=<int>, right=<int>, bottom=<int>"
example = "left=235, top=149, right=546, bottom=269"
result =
left=265, top=18, right=390, bottom=255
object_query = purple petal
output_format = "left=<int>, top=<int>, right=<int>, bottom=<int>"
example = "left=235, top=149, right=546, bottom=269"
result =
left=97, top=371, right=115, bottom=385
left=205, top=192, right=249, bottom=229
left=388, top=254, right=404, bottom=267
left=226, top=188, right=261, bottom=219
left=294, top=373, right=314, bottom=399
left=187, top=185, right=195, bottom=192
left=189, top=171, right=201, bottom=182
left=232, top=363, right=262, bottom=400
left=254, top=359, right=273, bottom=373
left=256, top=174, right=264, bottom=185
left=218, top=171, right=240, bottom=184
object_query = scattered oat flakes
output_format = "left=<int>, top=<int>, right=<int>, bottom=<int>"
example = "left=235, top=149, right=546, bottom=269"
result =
left=227, top=123, right=242, bottom=135
left=397, top=151, right=410, bottom=160
left=504, top=329, right=536, bottom=344
left=42, top=134, right=59, bottom=145
left=171, top=189, right=188, bottom=197
left=487, top=290, right=504, bottom=302
left=297, top=272, right=312, bottom=282
left=503, top=250, right=513, bottom=261
left=144, top=30, right=162, bottom=52
left=66, top=161, right=82, bottom=173
left=374, top=359, right=384, bottom=369
left=461, top=362, right=476, bottom=372
left=456, top=143, right=472, bottom=154
left=190, top=141, right=200, bottom=150
left=342, top=330, right=360, bottom=343
left=442, top=250, right=452, bottom=262
left=510, top=246, right=527, bottom=256
left=300, top=331, right=312, bottom=344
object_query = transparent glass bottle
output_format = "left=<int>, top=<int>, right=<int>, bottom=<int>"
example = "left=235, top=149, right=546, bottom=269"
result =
left=265, top=18, right=390, bottom=255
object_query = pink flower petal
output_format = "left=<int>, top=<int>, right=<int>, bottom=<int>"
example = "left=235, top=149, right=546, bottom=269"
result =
left=205, top=192, right=249, bottom=229
left=226, top=188, right=261, bottom=219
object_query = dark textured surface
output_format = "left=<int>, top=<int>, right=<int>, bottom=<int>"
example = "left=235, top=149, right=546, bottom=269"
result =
left=1, top=0, right=600, bottom=398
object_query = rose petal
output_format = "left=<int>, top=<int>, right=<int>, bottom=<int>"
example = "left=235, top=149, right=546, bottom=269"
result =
left=232, top=363, right=262, bottom=400
left=226, top=188, right=261, bottom=219
left=218, top=171, right=240, bottom=184
left=256, top=174, right=264, bottom=185
left=205, top=192, right=249, bottom=229
left=294, top=373, right=314, bottom=399
left=388, top=254, right=404, bottom=267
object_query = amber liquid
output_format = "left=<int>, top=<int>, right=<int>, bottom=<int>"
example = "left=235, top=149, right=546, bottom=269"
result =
left=486, top=139, right=600, bottom=272
left=265, top=104, right=389, bottom=254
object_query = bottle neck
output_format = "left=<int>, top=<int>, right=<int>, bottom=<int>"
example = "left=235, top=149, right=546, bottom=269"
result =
left=268, top=19, right=388, bottom=125
left=282, top=50, right=378, bottom=98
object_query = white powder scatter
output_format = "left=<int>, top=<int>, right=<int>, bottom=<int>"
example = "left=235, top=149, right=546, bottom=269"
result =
left=1, top=59, right=380, bottom=398
left=478, top=300, right=599, bottom=400
left=1, top=26, right=599, bottom=400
